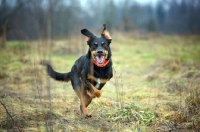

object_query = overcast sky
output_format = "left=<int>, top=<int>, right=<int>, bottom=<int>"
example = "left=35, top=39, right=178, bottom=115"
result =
left=116, top=0, right=159, bottom=4
left=80, top=0, right=160, bottom=6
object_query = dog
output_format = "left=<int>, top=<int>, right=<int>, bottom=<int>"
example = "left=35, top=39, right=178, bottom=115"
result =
left=46, top=24, right=113, bottom=118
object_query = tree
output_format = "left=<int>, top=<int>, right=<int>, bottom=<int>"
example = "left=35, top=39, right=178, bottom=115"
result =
left=156, top=2, right=165, bottom=32
left=0, top=0, right=25, bottom=46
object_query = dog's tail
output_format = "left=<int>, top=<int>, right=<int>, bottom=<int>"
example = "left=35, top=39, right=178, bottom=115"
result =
left=46, top=64, right=70, bottom=82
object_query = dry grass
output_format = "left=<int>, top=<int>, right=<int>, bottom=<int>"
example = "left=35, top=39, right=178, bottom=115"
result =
left=0, top=33, right=200, bottom=131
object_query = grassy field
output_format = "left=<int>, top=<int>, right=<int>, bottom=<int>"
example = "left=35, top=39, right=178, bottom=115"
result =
left=0, top=33, right=200, bottom=131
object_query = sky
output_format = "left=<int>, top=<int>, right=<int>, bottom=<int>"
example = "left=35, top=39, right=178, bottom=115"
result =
left=80, top=0, right=160, bottom=7
left=78, top=0, right=161, bottom=16
left=2, top=0, right=160, bottom=7
left=115, top=0, right=160, bottom=5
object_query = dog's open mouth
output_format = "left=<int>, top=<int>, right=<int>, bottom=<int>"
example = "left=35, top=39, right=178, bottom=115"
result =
left=95, top=54, right=105, bottom=65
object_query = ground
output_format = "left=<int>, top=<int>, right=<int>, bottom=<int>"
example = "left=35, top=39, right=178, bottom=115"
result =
left=0, top=33, right=200, bottom=131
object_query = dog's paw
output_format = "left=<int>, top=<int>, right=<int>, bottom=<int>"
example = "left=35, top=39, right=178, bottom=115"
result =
left=85, top=114, right=92, bottom=119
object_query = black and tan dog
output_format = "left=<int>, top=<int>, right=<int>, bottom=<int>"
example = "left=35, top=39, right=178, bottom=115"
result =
left=46, top=24, right=113, bottom=118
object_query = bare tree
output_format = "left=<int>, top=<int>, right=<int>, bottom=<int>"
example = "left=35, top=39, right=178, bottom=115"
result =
left=0, top=0, right=26, bottom=45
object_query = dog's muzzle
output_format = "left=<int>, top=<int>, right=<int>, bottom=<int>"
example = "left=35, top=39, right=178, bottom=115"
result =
left=94, top=52, right=105, bottom=65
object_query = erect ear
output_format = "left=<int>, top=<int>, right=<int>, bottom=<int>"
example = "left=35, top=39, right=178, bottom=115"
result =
left=81, top=29, right=94, bottom=41
left=101, top=24, right=112, bottom=40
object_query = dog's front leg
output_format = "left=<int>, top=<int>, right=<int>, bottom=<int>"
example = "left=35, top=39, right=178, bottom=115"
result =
left=75, top=87, right=93, bottom=118
left=85, top=80, right=101, bottom=98
left=82, top=92, right=93, bottom=118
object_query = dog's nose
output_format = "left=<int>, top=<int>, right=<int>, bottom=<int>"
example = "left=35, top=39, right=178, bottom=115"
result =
left=97, top=50, right=103, bottom=54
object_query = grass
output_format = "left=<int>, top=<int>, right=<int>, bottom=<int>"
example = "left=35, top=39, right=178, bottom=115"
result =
left=0, top=33, right=200, bottom=131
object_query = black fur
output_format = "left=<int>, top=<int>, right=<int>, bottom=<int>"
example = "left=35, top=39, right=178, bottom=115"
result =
left=81, top=29, right=94, bottom=38
left=46, top=64, right=70, bottom=82
left=46, top=24, right=113, bottom=117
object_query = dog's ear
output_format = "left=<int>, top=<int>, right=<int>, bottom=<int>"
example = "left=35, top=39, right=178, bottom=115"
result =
left=101, top=24, right=112, bottom=41
left=81, top=29, right=94, bottom=42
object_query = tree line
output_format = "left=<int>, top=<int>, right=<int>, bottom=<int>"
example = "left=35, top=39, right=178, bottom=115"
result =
left=0, top=0, right=200, bottom=41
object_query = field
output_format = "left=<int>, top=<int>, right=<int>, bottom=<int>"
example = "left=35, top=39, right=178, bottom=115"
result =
left=0, top=33, right=200, bottom=131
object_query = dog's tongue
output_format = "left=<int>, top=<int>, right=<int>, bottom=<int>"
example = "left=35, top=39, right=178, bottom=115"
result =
left=96, top=56, right=105, bottom=64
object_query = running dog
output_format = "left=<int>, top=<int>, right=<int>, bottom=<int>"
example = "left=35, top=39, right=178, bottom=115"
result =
left=46, top=24, right=113, bottom=118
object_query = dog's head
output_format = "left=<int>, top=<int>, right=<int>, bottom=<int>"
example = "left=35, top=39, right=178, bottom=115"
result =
left=81, top=24, right=112, bottom=67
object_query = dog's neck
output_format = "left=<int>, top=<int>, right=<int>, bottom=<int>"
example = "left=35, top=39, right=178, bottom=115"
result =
left=93, top=59, right=110, bottom=68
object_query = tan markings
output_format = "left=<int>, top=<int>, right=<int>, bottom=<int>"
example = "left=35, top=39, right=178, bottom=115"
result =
left=102, top=30, right=112, bottom=39
left=87, top=83, right=101, bottom=98
left=104, top=50, right=108, bottom=59
left=80, top=99, right=88, bottom=115
left=101, top=41, right=105, bottom=44
left=94, top=42, right=98, bottom=45
left=74, top=79, right=94, bottom=116
left=86, top=37, right=91, bottom=41
left=92, top=84, right=101, bottom=97
left=87, top=74, right=96, bottom=80
left=83, top=93, right=92, bottom=107
left=75, top=87, right=89, bottom=115
left=86, top=90, right=96, bottom=98
left=91, top=50, right=96, bottom=60
left=100, top=78, right=109, bottom=83
left=87, top=74, right=109, bottom=84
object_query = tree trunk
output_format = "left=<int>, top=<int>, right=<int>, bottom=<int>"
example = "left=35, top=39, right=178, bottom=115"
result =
left=0, top=25, right=6, bottom=48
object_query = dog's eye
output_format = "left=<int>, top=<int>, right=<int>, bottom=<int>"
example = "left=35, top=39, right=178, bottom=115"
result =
left=92, top=42, right=98, bottom=47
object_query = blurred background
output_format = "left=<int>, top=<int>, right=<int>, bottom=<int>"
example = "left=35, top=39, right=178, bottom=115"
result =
left=0, top=0, right=200, bottom=131
left=1, top=0, right=200, bottom=41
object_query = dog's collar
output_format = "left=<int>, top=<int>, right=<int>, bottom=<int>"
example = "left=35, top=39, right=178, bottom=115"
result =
left=93, top=59, right=110, bottom=68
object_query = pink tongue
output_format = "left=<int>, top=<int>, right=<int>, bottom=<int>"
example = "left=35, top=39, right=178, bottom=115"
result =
left=96, top=56, right=104, bottom=64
